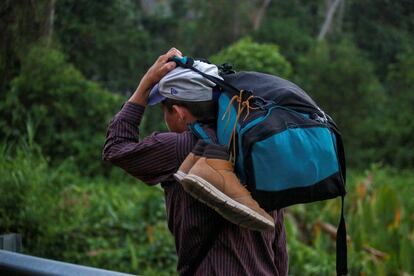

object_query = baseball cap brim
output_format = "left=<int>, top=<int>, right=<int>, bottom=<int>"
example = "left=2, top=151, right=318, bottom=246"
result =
left=147, top=84, right=166, bottom=106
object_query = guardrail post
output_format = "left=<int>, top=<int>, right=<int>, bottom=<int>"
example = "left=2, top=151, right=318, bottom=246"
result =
left=0, top=233, right=22, bottom=252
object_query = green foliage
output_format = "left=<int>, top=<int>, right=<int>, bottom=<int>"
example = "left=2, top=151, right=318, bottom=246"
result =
left=3, top=141, right=413, bottom=275
left=380, top=48, right=414, bottom=167
left=2, top=1, right=414, bottom=275
left=287, top=166, right=414, bottom=275
left=179, top=0, right=254, bottom=57
left=285, top=217, right=336, bottom=275
left=0, top=44, right=123, bottom=175
left=345, top=0, right=414, bottom=79
left=211, top=37, right=292, bottom=78
left=253, top=1, right=316, bottom=65
left=140, top=105, right=168, bottom=138
left=0, top=0, right=52, bottom=93
left=295, top=39, right=386, bottom=167
left=0, top=142, right=177, bottom=275
left=55, top=0, right=156, bottom=92
left=254, top=17, right=315, bottom=65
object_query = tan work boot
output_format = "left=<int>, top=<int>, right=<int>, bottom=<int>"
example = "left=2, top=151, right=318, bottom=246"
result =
left=174, top=140, right=208, bottom=182
left=181, top=144, right=275, bottom=232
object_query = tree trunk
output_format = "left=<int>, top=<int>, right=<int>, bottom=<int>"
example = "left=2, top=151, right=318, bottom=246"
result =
left=252, top=0, right=271, bottom=31
left=317, top=0, right=342, bottom=40
left=44, top=0, right=55, bottom=47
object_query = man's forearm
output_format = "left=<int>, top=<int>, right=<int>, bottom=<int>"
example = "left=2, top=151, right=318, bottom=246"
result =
left=102, top=102, right=145, bottom=163
left=129, top=83, right=151, bottom=106
left=102, top=101, right=183, bottom=185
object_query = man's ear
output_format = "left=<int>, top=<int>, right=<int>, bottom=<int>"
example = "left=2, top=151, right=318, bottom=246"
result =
left=172, top=105, right=186, bottom=121
left=172, top=105, right=197, bottom=123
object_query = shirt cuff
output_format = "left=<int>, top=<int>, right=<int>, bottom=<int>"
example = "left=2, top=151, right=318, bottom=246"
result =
left=116, top=101, right=146, bottom=125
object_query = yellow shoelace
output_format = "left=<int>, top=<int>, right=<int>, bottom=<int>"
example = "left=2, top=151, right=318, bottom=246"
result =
left=221, top=90, right=257, bottom=164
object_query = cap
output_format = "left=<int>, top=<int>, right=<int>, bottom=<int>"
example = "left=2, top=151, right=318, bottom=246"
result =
left=147, top=60, right=223, bottom=106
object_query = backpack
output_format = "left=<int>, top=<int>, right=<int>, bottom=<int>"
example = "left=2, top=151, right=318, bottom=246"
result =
left=171, top=57, right=347, bottom=275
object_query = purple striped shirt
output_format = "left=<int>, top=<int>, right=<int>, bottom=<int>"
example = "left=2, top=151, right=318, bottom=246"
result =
left=103, top=102, right=288, bottom=275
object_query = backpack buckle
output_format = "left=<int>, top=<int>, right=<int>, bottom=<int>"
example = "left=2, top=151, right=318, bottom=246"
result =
left=311, top=110, right=328, bottom=124
left=218, top=63, right=235, bottom=75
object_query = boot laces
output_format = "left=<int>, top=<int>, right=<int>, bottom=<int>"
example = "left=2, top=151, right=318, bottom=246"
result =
left=221, top=90, right=258, bottom=165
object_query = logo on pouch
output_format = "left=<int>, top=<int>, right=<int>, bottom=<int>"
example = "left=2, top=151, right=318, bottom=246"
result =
left=171, top=88, right=178, bottom=95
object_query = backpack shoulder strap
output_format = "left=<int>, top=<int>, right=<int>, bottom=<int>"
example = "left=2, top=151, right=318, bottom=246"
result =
left=336, top=195, right=348, bottom=275
left=187, top=122, right=213, bottom=144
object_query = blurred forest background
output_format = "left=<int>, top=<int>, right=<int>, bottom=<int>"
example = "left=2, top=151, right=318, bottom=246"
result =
left=1, top=0, right=413, bottom=275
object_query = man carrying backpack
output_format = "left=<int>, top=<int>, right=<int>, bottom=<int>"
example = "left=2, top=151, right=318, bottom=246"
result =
left=103, top=48, right=288, bottom=275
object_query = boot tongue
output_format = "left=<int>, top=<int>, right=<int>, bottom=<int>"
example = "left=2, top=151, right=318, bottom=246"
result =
left=205, top=158, right=234, bottom=171
left=203, top=144, right=230, bottom=160
left=192, top=139, right=208, bottom=156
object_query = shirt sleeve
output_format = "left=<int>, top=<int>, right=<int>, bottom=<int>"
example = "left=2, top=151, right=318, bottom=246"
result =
left=102, top=101, right=193, bottom=185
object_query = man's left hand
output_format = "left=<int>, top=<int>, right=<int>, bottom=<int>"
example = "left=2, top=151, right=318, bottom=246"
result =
left=129, top=48, right=183, bottom=106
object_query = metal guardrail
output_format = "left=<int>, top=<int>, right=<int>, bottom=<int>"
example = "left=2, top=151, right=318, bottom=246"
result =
left=0, top=233, right=22, bottom=252
left=0, top=233, right=135, bottom=276
left=0, top=250, right=135, bottom=276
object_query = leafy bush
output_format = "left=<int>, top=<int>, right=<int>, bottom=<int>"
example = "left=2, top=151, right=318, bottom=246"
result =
left=345, top=0, right=414, bottom=80
left=287, top=166, right=414, bottom=275
left=0, top=142, right=177, bottom=275
left=0, top=44, right=123, bottom=175
left=210, top=37, right=292, bottom=78
left=253, top=17, right=314, bottom=65
left=380, top=48, right=414, bottom=168
left=55, top=0, right=156, bottom=92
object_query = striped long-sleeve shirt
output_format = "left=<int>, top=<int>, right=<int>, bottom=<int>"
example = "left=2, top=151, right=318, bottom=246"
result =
left=103, top=102, right=289, bottom=275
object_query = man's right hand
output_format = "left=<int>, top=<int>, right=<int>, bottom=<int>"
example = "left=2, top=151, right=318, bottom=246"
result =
left=129, top=48, right=183, bottom=106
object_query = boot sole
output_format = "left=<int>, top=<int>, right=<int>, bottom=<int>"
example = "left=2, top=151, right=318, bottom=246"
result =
left=182, top=174, right=274, bottom=232
left=173, top=171, right=186, bottom=183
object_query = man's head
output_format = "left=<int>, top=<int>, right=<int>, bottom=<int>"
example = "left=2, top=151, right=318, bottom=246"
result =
left=148, top=59, right=222, bottom=132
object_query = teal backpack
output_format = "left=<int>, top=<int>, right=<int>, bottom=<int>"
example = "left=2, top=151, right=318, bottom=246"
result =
left=172, top=56, right=347, bottom=275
